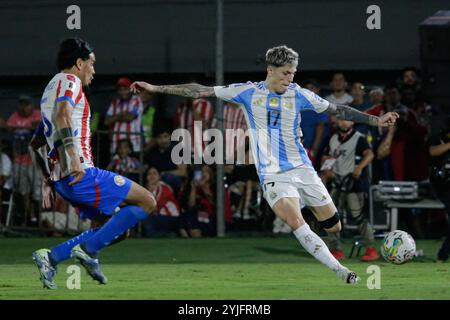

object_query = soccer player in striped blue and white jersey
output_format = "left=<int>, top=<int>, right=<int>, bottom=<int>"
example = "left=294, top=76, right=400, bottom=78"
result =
left=131, top=45, right=399, bottom=284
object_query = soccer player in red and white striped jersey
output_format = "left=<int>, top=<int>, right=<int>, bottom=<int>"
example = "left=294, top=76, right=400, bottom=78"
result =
left=105, top=77, right=144, bottom=154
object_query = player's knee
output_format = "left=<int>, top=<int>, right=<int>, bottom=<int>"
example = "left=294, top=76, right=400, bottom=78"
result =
left=140, top=190, right=156, bottom=213
left=324, top=222, right=341, bottom=233
left=319, top=212, right=341, bottom=233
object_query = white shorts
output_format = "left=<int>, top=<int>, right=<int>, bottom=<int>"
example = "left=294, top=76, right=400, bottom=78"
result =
left=262, top=166, right=332, bottom=209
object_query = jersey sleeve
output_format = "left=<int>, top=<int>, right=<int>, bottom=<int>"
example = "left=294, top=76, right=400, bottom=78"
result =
left=56, top=74, right=82, bottom=107
left=295, top=86, right=330, bottom=113
left=214, top=83, right=254, bottom=105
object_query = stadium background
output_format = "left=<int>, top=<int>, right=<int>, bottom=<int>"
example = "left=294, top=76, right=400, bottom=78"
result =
left=0, top=0, right=450, bottom=300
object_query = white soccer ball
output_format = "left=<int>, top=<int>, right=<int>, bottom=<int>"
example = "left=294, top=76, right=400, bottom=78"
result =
left=381, top=230, right=416, bottom=264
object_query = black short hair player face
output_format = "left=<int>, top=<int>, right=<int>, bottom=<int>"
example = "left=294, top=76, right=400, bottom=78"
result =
left=57, top=37, right=96, bottom=87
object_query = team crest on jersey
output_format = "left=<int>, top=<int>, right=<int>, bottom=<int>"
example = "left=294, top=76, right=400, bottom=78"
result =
left=269, top=97, right=280, bottom=108
left=253, top=98, right=264, bottom=107
left=282, top=99, right=294, bottom=110
left=114, top=175, right=126, bottom=187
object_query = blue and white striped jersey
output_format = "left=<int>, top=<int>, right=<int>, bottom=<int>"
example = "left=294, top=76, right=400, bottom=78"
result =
left=214, top=81, right=329, bottom=183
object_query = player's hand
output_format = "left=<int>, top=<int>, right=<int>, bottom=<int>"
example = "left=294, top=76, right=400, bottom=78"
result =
left=69, top=159, right=85, bottom=186
left=42, top=178, right=55, bottom=209
left=130, top=81, right=156, bottom=94
left=352, top=166, right=363, bottom=179
left=378, top=112, right=399, bottom=127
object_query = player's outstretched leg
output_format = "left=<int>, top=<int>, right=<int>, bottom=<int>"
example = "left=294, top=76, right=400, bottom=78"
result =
left=32, top=249, right=57, bottom=289
left=272, top=198, right=359, bottom=284
left=32, top=227, right=101, bottom=289
left=73, top=181, right=156, bottom=283
left=71, top=244, right=108, bottom=284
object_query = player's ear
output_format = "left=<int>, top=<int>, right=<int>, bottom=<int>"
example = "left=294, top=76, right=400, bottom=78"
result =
left=75, top=58, right=83, bottom=70
left=267, top=65, right=272, bottom=76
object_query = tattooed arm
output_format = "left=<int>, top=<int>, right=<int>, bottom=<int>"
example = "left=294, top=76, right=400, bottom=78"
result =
left=324, top=102, right=399, bottom=127
left=130, top=82, right=216, bottom=99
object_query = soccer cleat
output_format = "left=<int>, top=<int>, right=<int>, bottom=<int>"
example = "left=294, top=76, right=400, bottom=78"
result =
left=361, top=246, right=379, bottom=262
left=336, top=267, right=360, bottom=285
left=331, top=249, right=346, bottom=261
left=32, top=249, right=57, bottom=289
left=71, top=245, right=108, bottom=285
left=345, top=271, right=360, bottom=284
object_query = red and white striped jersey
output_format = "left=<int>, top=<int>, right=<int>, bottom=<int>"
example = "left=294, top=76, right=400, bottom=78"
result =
left=210, top=103, right=248, bottom=163
left=211, top=102, right=248, bottom=130
left=40, top=73, right=93, bottom=181
left=106, top=95, right=144, bottom=153
left=175, top=99, right=214, bottom=157
left=175, top=98, right=214, bottom=131
left=152, top=181, right=180, bottom=217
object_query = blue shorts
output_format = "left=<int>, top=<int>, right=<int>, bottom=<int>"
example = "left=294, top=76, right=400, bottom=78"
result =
left=54, top=167, right=133, bottom=219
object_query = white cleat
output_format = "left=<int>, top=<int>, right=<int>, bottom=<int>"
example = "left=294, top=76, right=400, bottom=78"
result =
left=336, top=267, right=360, bottom=285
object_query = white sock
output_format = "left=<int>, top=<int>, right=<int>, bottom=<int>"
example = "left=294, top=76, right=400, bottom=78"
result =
left=293, top=223, right=347, bottom=275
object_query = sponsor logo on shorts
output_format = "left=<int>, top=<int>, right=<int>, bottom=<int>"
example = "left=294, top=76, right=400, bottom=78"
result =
left=114, top=175, right=126, bottom=187
left=269, top=191, right=277, bottom=200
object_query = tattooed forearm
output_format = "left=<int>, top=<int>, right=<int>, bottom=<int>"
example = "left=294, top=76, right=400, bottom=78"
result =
left=156, top=83, right=216, bottom=99
left=325, top=103, right=379, bottom=126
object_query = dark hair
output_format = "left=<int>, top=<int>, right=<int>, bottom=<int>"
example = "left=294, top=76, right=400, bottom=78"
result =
left=146, top=166, right=160, bottom=175
left=57, top=37, right=93, bottom=70
left=303, top=79, right=319, bottom=88
left=402, top=66, right=418, bottom=75
left=116, top=139, right=134, bottom=154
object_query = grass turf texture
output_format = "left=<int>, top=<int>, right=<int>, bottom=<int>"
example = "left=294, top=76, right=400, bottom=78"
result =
left=0, top=237, right=449, bottom=299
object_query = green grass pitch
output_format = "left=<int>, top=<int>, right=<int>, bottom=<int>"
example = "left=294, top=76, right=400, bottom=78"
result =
left=0, top=237, right=449, bottom=299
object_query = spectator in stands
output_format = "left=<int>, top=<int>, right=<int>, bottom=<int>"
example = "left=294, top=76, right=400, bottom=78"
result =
left=320, top=119, right=378, bottom=261
left=399, top=67, right=421, bottom=95
left=179, top=165, right=232, bottom=237
left=325, top=72, right=353, bottom=105
left=228, top=147, right=259, bottom=220
left=145, top=126, right=187, bottom=193
left=142, top=166, right=181, bottom=237
left=384, top=85, right=429, bottom=182
left=350, top=82, right=371, bottom=111
left=351, top=82, right=371, bottom=135
left=6, top=95, right=42, bottom=226
left=106, top=139, right=142, bottom=182
left=368, top=87, right=384, bottom=108
left=300, top=79, right=329, bottom=167
left=105, top=77, right=144, bottom=155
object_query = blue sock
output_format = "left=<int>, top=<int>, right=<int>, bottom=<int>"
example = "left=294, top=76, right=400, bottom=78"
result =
left=82, top=206, right=148, bottom=255
left=49, top=228, right=99, bottom=266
